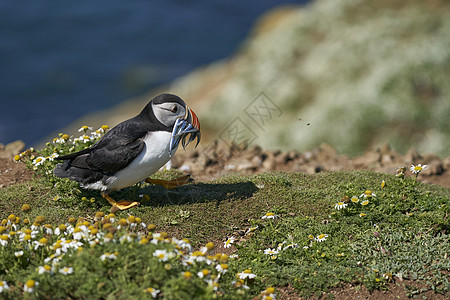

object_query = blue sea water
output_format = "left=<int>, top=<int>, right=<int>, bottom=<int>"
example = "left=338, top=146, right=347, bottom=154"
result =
left=0, top=0, right=308, bottom=147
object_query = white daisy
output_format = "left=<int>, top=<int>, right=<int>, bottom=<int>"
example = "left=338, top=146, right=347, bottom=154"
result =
left=0, top=281, right=9, bottom=293
left=410, top=164, right=428, bottom=174
left=237, top=269, right=257, bottom=280
left=334, top=201, right=348, bottom=210
left=315, top=234, right=328, bottom=242
left=23, top=280, right=38, bottom=293
left=224, top=237, right=235, bottom=248
left=360, top=190, right=376, bottom=198
left=263, top=248, right=279, bottom=255
left=59, top=267, right=74, bottom=275
left=145, top=287, right=160, bottom=298
left=261, top=212, right=278, bottom=219
left=32, top=156, right=46, bottom=166
left=78, top=125, right=93, bottom=132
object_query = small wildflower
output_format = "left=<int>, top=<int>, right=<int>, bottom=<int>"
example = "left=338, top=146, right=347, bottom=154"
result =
left=59, top=267, right=74, bottom=275
left=262, top=212, right=278, bottom=219
left=232, top=279, right=250, bottom=289
left=216, top=263, right=228, bottom=273
left=32, top=156, right=46, bottom=166
left=410, top=164, right=428, bottom=174
left=21, top=204, right=31, bottom=212
left=144, top=287, right=160, bottom=298
left=14, top=154, right=21, bottom=162
left=15, top=250, right=24, bottom=257
left=396, top=165, right=407, bottom=178
left=237, top=269, right=257, bottom=280
left=24, top=280, right=38, bottom=293
left=0, top=280, right=9, bottom=293
left=224, top=237, right=235, bottom=248
left=78, top=125, right=93, bottom=132
left=197, top=269, right=210, bottom=279
left=37, top=265, right=52, bottom=274
left=263, top=248, right=279, bottom=255
left=315, top=234, right=328, bottom=242
left=359, top=213, right=367, bottom=217
left=100, top=252, right=117, bottom=261
left=351, top=196, right=359, bottom=203
left=381, top=180, right=386, bottom=188
left=383, top=272, right=393, bottom=281
left=182, top=271, right=192, bottom=279
left=47, top=152, right=59, bottom=161
left=261, top=287, right=276, bottom=300
left=334, top=201, right=348, bottom=210
left=361, top=190, right=376, bottom=198
left=0, top=235, right=9, bottom=246
left=308, top=234, right=314, bottom=240
left=153, top=249, right=174, bottom=262
left=245, top=225, right=259, bottom=234
left=361, top=200, right=369, bottom=206
left=205, top=242, right=214, bottom=251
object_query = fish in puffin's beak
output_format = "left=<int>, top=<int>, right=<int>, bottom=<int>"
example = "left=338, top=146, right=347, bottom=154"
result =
left=169, top=106, right=201, bottom=155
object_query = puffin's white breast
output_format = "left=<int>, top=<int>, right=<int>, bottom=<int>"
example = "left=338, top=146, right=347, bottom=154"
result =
left=104, top=131, right=176, bottom=191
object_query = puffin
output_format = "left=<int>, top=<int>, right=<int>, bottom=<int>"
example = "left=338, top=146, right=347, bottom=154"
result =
left=54, top=93, right=201, bottom=210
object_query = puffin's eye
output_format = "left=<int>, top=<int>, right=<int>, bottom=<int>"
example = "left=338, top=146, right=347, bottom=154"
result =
left=171, top=106, right=178, bottom=113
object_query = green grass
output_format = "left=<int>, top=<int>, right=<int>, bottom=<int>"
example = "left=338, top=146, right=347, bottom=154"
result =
left=1, top=167, right=449, bottom=298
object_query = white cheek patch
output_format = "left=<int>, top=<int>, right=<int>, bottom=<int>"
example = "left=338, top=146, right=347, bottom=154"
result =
left=152, top=102, right=185, bottom=128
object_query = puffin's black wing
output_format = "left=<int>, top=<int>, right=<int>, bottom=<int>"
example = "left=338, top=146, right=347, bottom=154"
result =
left=57, top=119, right=147, bottom=175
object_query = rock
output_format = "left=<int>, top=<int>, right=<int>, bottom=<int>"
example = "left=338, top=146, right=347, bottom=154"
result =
left=443, top=156, right=450, bottom=171
left=378, top=143, right=391, bottom=155
left=262, top=153, right=276, bottom=170
left=317, top=143, right=338, bottom=161
left=237, top=159, right=257, bottom=171
left=354, top=150, right=380, bottom=166
left=422, top=160, right=444, bottom=176
left=275, top=152, right=290, bottom=164
left=404, top=149, right=422, bottom=163
left=251, top=155, right=263, bottom=167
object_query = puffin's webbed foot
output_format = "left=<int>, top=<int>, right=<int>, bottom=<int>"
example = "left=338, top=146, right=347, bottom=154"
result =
left=145, top=175, right=191, bottom=189
left=101, top=193, right=140, bottom=210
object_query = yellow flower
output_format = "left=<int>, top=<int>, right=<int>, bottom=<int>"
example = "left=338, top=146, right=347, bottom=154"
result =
left=21, top=204, right=31, bottom=212
left=24, top=279, right=38, bottom=293
left=118, top=218, right=127, bottom=227
left=205, top=242, right=214, bottom=251
left=182, top=271, right=192, bottom=279
left=361, top=200, right=369, bottom=206
left=315, top=234, right=328, bottom=242
left=351, top=196, right=359, bottom=203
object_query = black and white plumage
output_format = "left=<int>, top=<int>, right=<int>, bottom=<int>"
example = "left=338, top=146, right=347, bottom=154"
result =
left=54, top=93, right=200, bottom=209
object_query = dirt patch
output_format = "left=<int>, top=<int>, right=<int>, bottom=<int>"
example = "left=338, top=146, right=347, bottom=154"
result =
left=172, top=141, right=450, bottom=189
left=0, top=141, right=34, bottom=188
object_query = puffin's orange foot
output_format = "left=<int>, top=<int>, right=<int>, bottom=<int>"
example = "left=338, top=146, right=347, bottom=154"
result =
left=145, top=175, right=191, bottom=189
left=101, top=193, right=140, bottom=210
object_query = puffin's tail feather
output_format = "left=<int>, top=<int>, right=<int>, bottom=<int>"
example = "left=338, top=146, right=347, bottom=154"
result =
left=54, top=162, right=107, bottom=187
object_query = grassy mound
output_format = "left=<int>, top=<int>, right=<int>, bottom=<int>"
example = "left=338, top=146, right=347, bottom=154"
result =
left=1, top=168, right=449, bottom=298
left=1, top=127, right=448, bottom=298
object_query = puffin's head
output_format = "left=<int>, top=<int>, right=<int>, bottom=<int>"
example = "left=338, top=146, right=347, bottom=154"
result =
left=150, top=93, right=201, bottom=153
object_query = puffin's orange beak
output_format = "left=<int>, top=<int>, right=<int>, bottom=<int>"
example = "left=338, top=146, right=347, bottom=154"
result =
left=186, top=106, right=200, bottom=132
